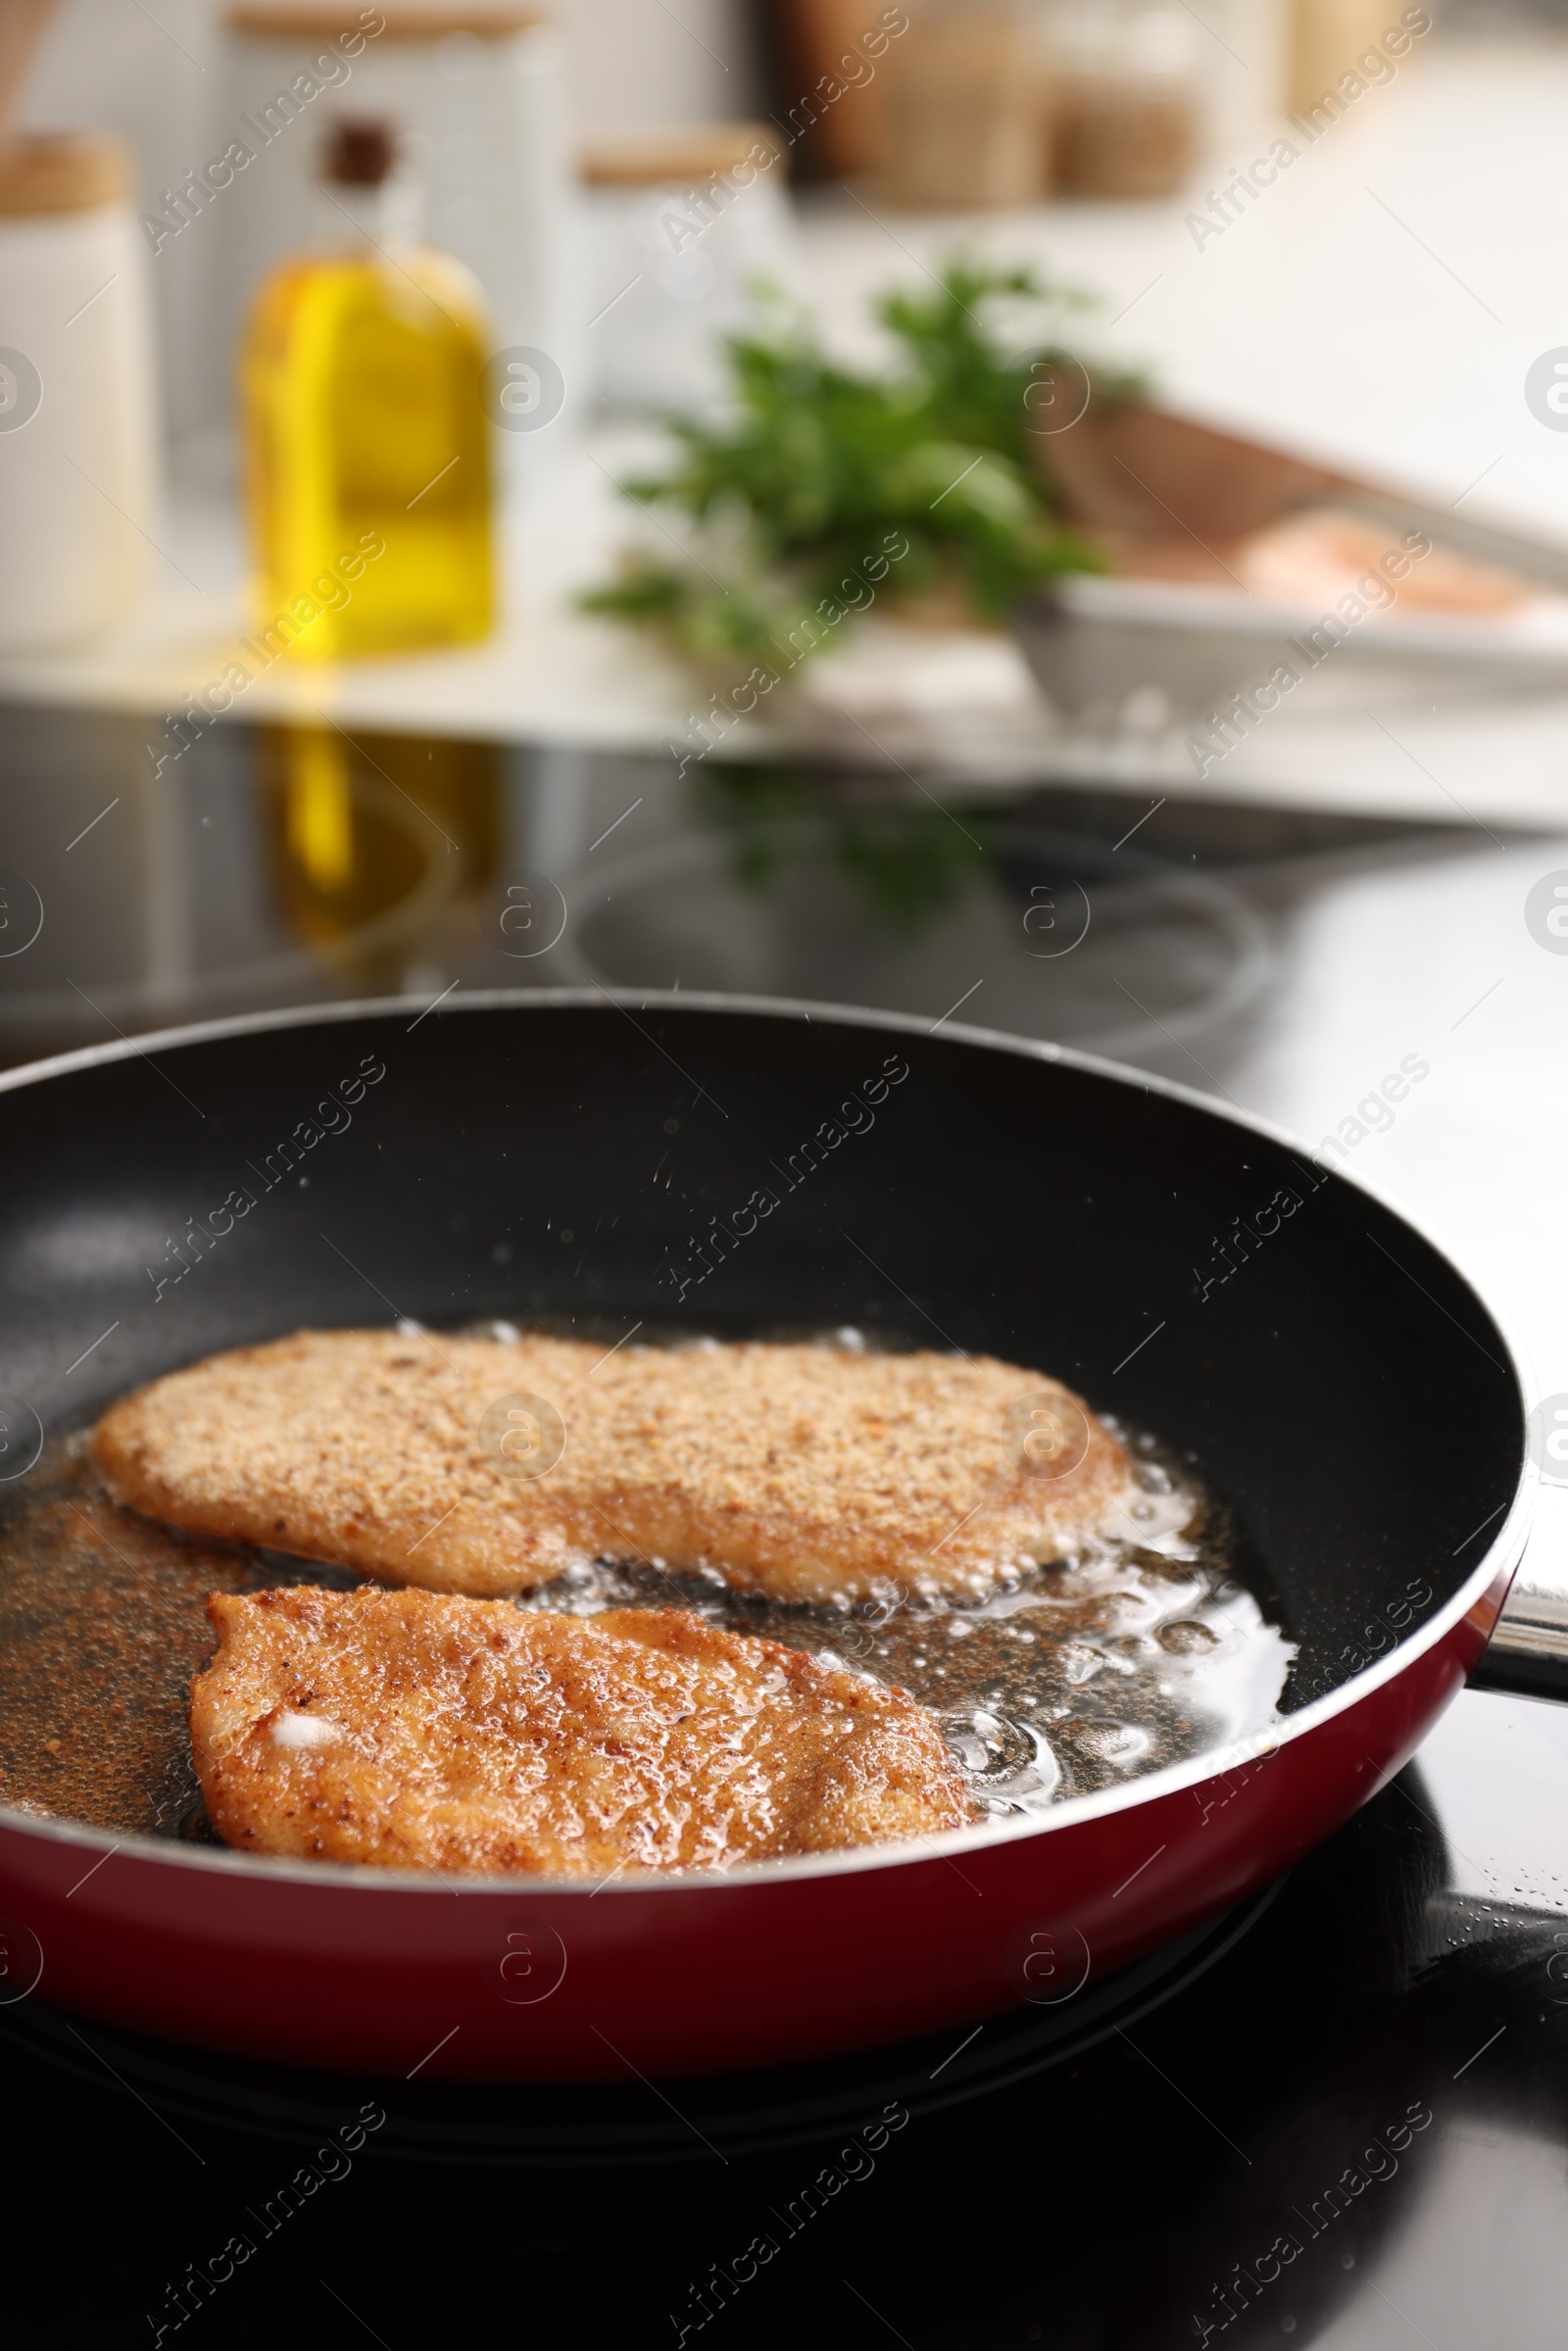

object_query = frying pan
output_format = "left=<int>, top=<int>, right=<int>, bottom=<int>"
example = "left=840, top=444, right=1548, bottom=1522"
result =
left=0, top=993, right=1535, bottom=2082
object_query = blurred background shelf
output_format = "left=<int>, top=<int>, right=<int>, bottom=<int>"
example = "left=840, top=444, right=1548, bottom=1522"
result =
left=7, top=21, right=1568, bottom=825
left=23, top=4, right=1568, bottom=533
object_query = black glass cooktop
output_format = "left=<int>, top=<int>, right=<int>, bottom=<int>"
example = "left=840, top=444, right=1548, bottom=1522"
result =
left=0, top=702, right=1493, bottom=1091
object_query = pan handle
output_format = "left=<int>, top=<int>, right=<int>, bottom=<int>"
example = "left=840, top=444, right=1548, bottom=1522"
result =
left=1468, top=1495, right=1568, bottom=1701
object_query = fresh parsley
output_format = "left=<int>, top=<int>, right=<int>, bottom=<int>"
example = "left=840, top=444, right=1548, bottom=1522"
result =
left=582, top=260, right=1142, bottom=672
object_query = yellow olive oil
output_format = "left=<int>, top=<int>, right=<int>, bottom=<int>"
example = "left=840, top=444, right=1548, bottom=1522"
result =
left=241, top=121, right=494, bottom=660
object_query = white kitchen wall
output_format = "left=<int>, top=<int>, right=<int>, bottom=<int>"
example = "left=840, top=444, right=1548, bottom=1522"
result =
left=16, top=0, right=755, bottom=436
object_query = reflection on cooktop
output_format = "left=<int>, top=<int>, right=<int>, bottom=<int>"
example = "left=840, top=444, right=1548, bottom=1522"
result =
left=572, top=811, right=1273, bottom=1067
left=0, top=710, right=504, bottom=1061
left=0, top=707, right=1494, bottom=1091
left=3, top=1688, right=1566, bottom=2346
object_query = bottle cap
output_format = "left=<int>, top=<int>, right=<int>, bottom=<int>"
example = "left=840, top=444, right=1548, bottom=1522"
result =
left=321, top=116, right=395, bottom=186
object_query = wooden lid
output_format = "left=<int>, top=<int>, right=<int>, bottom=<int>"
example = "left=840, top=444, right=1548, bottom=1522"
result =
left=0, top=130, right=128, bottom=217
left=229, top=4, right=546, bottom=36
left=580, top=122, right=782, bottom=187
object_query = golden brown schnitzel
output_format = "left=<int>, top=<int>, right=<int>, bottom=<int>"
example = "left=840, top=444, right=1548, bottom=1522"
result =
left=96, top=1328, right=1131, bottom=1603
left=189, top=1585, right=973, bottom=1873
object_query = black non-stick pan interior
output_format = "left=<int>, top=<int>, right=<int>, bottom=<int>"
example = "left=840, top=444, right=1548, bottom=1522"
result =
left=0, top=996, right=1523, bottom=1733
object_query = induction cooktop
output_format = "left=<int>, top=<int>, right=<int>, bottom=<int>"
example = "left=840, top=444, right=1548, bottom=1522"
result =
left=4, top=705, right=1568, bottom=2348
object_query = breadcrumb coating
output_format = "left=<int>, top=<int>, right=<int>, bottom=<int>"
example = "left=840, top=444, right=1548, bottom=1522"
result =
left=95, top=1329, right=1133, bottom=1604
left=189, top=1584, right=974, bottom=1873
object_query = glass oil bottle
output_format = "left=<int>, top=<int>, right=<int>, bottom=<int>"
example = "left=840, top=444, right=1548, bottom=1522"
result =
left=240, top=117, right=494, bottom=659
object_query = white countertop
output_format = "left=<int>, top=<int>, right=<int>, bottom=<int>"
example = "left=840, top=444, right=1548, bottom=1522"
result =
left=7, top=32, right=1568, bottom=827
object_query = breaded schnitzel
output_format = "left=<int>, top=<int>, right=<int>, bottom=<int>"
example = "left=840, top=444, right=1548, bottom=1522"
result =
left=189, top=1585, right=973, bottom=1872
left=96, top=1328, right=1132, bottom=1604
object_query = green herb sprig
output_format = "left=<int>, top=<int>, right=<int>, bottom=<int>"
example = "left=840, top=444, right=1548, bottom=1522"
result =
left=582, top=259, right=1143, bottom=673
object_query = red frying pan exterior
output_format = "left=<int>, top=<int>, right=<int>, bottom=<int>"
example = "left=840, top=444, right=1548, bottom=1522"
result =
left=0, top=1556, right=1513, bottom=2081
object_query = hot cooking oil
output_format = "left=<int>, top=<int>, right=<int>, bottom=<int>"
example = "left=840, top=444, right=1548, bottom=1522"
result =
left=240, top=117, right=493, bottom=660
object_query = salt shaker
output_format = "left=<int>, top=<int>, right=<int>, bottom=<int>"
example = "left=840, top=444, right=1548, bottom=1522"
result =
left=0, top=131, right=161, bottom=649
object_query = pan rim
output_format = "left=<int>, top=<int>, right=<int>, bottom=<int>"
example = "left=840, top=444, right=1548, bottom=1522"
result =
left=0, top=988, right=1534, bottom=1898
